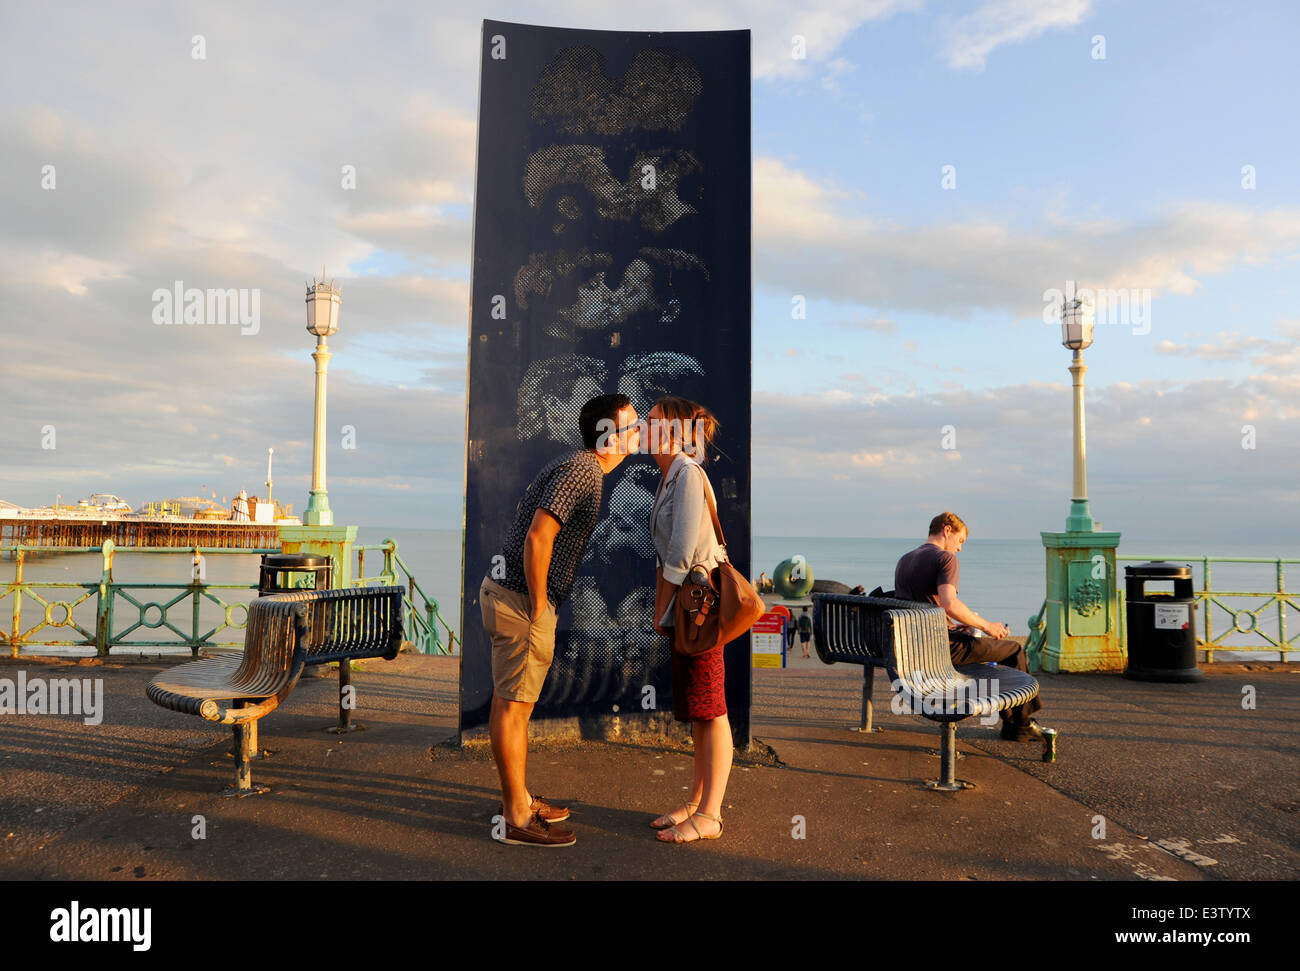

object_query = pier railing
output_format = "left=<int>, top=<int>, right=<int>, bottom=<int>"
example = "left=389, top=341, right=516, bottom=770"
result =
left=3, top=538, right=458, bottom=658
left=2, top=542, right=268, bottom=658
left=353, top=539, right=458, bottom=655
left=1117, top=555, right=1297, bottom=662
left=1024, top=557, right=1297, bottom=665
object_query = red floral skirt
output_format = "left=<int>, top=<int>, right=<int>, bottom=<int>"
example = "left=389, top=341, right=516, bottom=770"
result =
left=670, top=639, right=727, bottom=722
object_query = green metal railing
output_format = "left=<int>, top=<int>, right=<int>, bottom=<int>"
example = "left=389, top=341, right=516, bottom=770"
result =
left=3, top=537, right=458, bottom=658
left=2, top=541, right=268, bottom=658
left=352, top=539, right=458, bottom=655
left=1118, top=555, right=1297, bottom=662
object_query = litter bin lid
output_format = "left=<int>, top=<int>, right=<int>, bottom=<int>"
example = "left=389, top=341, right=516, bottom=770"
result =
left=261, top=553, right=330, bottom=569
left=1124, top=561, right=1191, bottom=579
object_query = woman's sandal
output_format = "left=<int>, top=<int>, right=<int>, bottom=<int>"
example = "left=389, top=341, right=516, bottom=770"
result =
left=656, top=811, right=723, bottom=844
left=650, top=802, right=698, bottom=830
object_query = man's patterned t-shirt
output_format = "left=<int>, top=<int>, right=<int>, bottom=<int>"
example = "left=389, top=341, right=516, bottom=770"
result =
left=495, top=450, right=605, bottom=608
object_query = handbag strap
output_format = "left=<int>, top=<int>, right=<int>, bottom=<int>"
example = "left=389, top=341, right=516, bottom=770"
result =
left=691, top=464, right=727, bottom=548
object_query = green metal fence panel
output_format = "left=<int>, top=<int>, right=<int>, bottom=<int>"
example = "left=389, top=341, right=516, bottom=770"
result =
left=1117, top=555, right=1298, bottom=662
left=3, top=538, right=457, bottom=658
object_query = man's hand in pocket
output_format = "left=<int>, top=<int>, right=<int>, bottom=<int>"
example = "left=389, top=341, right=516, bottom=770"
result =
left=530, top=599, right=549, bottom=625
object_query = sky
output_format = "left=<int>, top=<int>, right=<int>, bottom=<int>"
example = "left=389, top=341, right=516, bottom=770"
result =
left=0, top=0, right=1297, bottom=543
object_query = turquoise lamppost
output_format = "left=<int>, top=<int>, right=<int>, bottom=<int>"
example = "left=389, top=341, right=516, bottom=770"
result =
left=1062, top=286, right=1095, bottom=532
left=303, top=273, right=340, bottom=526
left=280, top=271, right=357, bottom=589
left=1036, top=282, right=1124, bottom=673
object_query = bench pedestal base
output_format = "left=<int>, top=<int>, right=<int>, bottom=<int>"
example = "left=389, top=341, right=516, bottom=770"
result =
left=221, top=783, right=271, bottom=798
left=925, top=779, right=975, bottom=791
left=925, top=722, right=975, bottom=792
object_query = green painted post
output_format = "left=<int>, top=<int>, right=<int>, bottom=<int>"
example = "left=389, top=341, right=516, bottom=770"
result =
left=382, top=538, right=397, bottom=586
left=10, top=548, right=24, bottom=657
left=96, top=540, right=115, bottom=657
left=191, top=585, right=201, bottom=659
left=1203, top=557, right=1213, bottom=660
left=1274, top=558, right=1284, bottom=665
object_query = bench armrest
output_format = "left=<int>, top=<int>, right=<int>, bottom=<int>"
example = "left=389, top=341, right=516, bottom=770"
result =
left=199, top=603, right=310, bottom=724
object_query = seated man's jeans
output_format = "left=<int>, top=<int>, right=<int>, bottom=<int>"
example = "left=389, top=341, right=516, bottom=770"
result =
left=948, top=630, right=1042, bottom=725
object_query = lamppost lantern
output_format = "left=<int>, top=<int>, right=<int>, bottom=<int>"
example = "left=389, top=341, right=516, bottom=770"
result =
left=303, top=268, right=341, bottom=526
left=306, top=272, right=341, bottom=338
left=1060, top=281, right=1095, bottom=351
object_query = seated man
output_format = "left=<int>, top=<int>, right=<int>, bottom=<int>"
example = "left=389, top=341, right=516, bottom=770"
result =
left=893, top=511, right=1044, bottom=741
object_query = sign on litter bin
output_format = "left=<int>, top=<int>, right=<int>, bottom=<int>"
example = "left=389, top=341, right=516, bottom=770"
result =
left=1154, top=603, right=1190, bottom=630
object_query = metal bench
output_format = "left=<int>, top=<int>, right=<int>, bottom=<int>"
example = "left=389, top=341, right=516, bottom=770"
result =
left=812, top=593, right=1039, bottom=791
left=146, top=586, right=404, bottom=796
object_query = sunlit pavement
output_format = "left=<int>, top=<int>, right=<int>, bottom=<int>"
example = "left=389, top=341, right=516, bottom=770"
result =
left=1, top=653, right=1294, bottom=880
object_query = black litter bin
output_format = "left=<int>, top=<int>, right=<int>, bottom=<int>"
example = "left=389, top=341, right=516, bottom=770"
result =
left=1124, top=562, right=1203, bottom=682
left=258, top=553, right=333, bottom=595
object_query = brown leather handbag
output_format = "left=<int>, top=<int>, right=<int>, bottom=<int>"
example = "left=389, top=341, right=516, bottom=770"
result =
left=665, top=467, right=765, bottom=656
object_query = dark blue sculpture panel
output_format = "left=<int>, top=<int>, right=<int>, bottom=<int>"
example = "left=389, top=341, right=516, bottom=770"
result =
left=460, top=21, right=751, bottom=745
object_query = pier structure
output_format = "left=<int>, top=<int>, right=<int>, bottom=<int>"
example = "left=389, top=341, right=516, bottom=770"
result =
left=0, top=517, right=280, bottom=551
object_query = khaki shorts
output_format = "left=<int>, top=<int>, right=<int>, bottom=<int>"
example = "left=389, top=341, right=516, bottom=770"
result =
left=480, top=577, right=558, bottom=704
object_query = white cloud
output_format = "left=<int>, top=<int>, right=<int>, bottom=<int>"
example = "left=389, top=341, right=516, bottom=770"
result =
left=754, top=157, right=1300, bottom=323
left=941, top=0, right=1092, bottom=71
left=750, top=374, right=1300, bottom=538
left=1154, top=326, right=1300, bottom=374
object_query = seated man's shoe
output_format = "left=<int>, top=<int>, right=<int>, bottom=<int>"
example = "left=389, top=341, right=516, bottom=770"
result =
left=498, top=795, right=569, bottom=822
left=1000, top=719, right=1045, bottom=742
left=501, top=812, right=576, bottom=847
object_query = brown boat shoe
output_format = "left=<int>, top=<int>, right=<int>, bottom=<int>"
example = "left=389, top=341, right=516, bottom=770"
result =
left=499, top=795, right=570, bottom=823
left=501, top=812, right=576, bottom=847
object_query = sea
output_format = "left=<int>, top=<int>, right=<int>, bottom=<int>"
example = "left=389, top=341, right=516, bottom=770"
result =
left=3, top=529, right=1294, bottom=658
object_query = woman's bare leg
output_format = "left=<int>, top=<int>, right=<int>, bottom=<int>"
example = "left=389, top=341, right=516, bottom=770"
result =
left=693, top=713, right=731, bottom=836
left=651, top=723, right=705, bottom=827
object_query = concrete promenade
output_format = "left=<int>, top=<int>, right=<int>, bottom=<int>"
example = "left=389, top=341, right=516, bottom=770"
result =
left=1, top=651, right=1295, bottom=881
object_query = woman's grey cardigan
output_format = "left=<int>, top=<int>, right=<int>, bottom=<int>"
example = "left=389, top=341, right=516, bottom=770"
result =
left=650, top=452, right=727, bottom=626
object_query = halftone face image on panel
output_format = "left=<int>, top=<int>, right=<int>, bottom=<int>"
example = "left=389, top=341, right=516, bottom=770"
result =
left=617, top=351, right=704, bottom=420
left=515, top=247, right=710, bottom=341
left=524, top=145, right=702, bottom=234
left=584, top=463, right=659, bottom=566
left=515, top=353, right=609, bottom=445
left=530, top=45, right=702, bottom=136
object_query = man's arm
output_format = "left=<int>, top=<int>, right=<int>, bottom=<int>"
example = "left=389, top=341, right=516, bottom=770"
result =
left=937, top=584, right=1009, bottom=639
left=523, top=508, right=562, bottom=623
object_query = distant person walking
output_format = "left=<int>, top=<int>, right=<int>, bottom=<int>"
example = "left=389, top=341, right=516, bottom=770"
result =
left=647, top=395, right=730, bottom=844
left=482, top=393, right=640, bottom=846
left=797, top=607, right=813, bottom=658
left=894, top=512, right=1044, bottom=741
